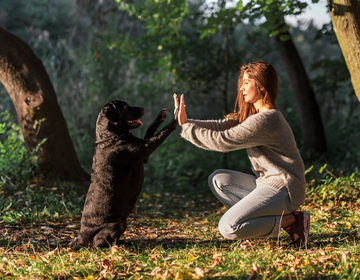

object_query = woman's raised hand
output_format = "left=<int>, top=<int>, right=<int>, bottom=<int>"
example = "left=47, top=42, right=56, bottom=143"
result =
left=173, top=93, right=187, bottom=127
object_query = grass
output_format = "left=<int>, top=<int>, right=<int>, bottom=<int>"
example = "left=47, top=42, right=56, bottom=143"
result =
left=0, top=173, right=360, bottom=279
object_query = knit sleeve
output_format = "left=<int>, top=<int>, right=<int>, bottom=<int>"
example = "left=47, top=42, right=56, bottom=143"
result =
left=180, top=111, right=276, bottom=153
left=186, top=119, right=237, bottom=131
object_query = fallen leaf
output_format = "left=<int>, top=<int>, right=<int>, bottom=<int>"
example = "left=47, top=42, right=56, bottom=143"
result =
left=100, top=259, right=115, bottom=278
left=186, top=253, right=199, bottom=263
left=149, top=253, right=159, bottom=262
left=102, top=259, right=114, bottom=270
left=67, top=248, right=75, bottom=253
left=341, top=251, right=351, bottom=260
left=142, top=193, right=151, bottom=199
left=240, top=241, right=253, bottom=250
left=29, top=255, right=36, bottom=260
left=342, top=221, right=352, bottom=229
left=290, top=257, right=302, bottom=272
left=317, top=255, right=332, bottom=263
left=162, top=270, right=173, bottom=278
left=39, top=255, right=49, bottom=263
left=68, top=251, right=76, bottom=259
left=318, top=249, right=326, bottom=256
left=175, top=270, right=193, bottom=280
left=47, top=247, right=58, bottom=257
left=208, top=252, right=222, bottom=268
left=150, top=266, right=162, bottom=276
left=110, top=245, right=123, bottom=255
left=212, top=271, right=228, bottom=277
left=41, top=226, right=54, bottom=231
left=194, top=267, right=205, bottom=278
left=65, top=224, right=77, bottom=228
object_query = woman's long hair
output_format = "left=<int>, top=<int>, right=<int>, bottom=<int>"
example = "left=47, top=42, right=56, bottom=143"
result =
left=226, top=61, right=278, bottom=123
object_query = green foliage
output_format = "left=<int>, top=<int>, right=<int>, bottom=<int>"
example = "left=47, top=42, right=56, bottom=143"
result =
left=0, top=181, right=84, bottom=225
left=0, top=0, right=359, bottom=187
left=307, top=171, right=360, bottom=206
left=0, top=112, right=35, bottom=189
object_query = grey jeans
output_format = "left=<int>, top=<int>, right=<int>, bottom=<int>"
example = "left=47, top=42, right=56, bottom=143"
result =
left=208, top=169, right=299, bottom=240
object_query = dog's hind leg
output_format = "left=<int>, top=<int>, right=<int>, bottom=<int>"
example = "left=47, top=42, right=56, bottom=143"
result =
left=92, top=219, right=126, bottom=248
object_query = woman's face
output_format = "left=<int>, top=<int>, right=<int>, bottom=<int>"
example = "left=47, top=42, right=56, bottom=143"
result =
left=240, top=72, right=263, bottom=104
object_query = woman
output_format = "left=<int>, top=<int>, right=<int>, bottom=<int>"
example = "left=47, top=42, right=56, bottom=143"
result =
left=173, top=61, right=310, bottom=248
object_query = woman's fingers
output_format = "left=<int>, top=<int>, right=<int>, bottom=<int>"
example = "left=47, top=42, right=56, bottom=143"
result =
left=173, top=93, right=179, bottom=115
left=174, top=94, right=180, bottom=108
left=180, top=94, right=185, bottom=111
left=179, top=94, right=187, bottom=126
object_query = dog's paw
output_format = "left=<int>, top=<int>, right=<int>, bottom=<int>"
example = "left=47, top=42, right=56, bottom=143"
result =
left=68, top=237, right=86, bottom=251
left=156, top=108, right=167, bottom=123
left=173, top=107, right=179, bottom=121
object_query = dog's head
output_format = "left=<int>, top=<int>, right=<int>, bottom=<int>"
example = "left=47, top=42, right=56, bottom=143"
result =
left=98, top=100, right=145, bottom=134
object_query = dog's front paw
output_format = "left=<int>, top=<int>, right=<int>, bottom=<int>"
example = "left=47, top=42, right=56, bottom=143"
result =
left=156, top=108, right=167, bottom=123
left=173, top=107, right=179, bottom=121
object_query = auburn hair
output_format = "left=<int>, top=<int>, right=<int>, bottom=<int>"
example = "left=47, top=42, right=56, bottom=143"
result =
left=226, top=61, right=278, bottom=123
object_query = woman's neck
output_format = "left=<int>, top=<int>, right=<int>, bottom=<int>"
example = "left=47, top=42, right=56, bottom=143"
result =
left=254, top=99, right=272, bottom=113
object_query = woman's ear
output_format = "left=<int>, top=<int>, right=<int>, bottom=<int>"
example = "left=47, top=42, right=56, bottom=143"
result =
left=256, top=84, right=265, bottom=95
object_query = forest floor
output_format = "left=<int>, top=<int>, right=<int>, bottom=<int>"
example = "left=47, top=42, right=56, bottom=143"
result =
left=0, top=174, right=360, bottom=279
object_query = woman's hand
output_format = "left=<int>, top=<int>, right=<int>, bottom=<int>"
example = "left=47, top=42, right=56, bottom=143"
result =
left=173, top=93, right=187, bottom=126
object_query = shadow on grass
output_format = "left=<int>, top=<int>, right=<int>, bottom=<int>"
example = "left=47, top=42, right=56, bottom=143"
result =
left=308, top=229, right=359, bottom=248
left=1, top=215, right=359, bottom=252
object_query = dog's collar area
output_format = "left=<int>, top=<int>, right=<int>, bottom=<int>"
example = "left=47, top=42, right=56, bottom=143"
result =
left=95, top=134, right=119, bottom=144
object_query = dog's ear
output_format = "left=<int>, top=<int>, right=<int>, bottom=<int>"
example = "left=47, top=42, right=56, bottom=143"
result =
left=104, top=103, right=120, bottom=124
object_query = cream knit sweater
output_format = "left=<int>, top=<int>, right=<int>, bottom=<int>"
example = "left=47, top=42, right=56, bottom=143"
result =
left=180, top=109, right=306, bottom=205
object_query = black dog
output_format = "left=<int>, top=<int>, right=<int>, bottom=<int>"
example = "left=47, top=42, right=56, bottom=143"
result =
left=70, top=100, right=178, bottom=248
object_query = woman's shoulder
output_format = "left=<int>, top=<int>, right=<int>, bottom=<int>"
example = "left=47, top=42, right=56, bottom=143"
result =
left=240, top=109, right=290, bottom=133
left=246, top=109, right=282, bottom=124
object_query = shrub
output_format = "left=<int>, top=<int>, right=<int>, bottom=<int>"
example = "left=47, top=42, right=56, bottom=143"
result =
left=0, top=111, right=37, bottom=190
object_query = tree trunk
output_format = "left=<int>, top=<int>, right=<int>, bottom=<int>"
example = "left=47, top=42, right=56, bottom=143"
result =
left=0, top=26, right=89, bottom=183
left=328, top=0, right=360, bottom=101
left=222, top=0, right=229, bottom=169
left=274, top=32, right=327, bottom=153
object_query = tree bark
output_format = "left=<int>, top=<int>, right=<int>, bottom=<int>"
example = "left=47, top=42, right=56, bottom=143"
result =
left=222, top=0, right=229, bottom=169
left=328, top=0, right=360, bottom=101
left=0, top=26, right=89, bottom=183
left=274, top=32, right=327, bottom=153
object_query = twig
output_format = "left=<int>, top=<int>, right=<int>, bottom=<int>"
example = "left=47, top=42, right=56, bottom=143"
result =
left=277, top=211, right=285, bottom=248
left=325, top=169, right=338, bottom=179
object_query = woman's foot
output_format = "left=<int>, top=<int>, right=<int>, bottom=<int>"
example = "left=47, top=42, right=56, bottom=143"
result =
left=283, top=211, right=310, bottom=248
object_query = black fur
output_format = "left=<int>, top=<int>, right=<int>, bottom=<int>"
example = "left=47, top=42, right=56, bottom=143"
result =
left=70, top=100, right=178, bottom=248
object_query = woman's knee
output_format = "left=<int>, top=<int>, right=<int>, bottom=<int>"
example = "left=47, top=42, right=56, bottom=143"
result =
left=208, top=169, right=229, bottom=190
left=218, top=219, right=239, bottom=240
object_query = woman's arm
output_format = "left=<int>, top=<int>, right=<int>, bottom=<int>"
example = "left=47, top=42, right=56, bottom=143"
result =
left=173, top=94, right=236, bottom=131
left=180, top=111, right=276, bottom=153
left=187, top=119, right=237, bottom=131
